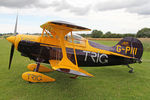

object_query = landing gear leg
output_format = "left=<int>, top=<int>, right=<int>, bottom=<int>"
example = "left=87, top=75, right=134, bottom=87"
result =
left=29, top=59, right=41, bottom=83
left=127, top=64, right=134, bottom=73
left=34, top=62, right=40, bottom=72
left=34, top=58, right=43, bottom=72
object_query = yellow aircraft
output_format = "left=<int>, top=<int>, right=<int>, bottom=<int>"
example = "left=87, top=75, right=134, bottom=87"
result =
left=6, top=17, right=143, bottom=83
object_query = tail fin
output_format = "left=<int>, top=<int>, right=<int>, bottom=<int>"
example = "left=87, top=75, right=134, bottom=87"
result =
left=113, top=37, right=143, bottom=60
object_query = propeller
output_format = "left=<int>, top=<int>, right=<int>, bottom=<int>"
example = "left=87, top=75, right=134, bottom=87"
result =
left=8, top=15, right=18, bottom=69
left=9, top=45, right=15, bottom=69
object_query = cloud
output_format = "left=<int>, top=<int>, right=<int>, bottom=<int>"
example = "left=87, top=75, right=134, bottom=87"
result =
left=49, top=0, right=91, bottom=15
left=0, top=0, right=49, bottom=8
left=0, top=0, right=150, bottom=15
left=0, top=0, right=91, bottom=15
left=127, top=3, right=150, bottom=15
left=95, top=0, right=150, bottom=15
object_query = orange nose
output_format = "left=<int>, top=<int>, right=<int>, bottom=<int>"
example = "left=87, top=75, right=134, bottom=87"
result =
left=6, top=36, right=16, bottom=44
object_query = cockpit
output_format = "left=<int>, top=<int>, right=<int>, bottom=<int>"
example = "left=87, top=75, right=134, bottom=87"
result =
left=65, top=34, right=86, bottom=45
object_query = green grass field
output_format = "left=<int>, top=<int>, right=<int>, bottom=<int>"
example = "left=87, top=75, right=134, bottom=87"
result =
left=0, top=39, right=150, bottom=100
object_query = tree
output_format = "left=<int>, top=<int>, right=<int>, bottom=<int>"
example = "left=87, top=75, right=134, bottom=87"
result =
left=103, top=31, right=111, bottom=38
left=105, top=31, right=111, bottom=35
left=91, top=30, right=103, bottom=38
left=137, top=28, right=150, bottom=38
left=122, top=34, right=136, bottom=38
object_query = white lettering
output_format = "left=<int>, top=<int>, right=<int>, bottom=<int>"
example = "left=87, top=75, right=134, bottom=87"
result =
left=91, top=52, right=97, bottom=63
left=99, top=54, right=108, bottom=64
left=83, top=51, right=90, bottom=61
left=96, top=51, right=99, bottom=63
left=83, top=51, right=108, bottom=64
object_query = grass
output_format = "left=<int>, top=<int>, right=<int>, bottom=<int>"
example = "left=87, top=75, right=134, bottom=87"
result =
left=0, top=39, right=150, bottom=100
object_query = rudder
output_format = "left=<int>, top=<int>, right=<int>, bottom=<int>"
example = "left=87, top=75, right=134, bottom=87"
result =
left=113, top=37, right=143, bottom=60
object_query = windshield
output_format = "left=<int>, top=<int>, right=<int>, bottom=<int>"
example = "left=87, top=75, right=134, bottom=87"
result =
left=65, top=34, right=85, bottom=44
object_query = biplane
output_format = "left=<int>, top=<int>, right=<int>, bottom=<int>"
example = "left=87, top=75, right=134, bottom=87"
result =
left=6, top=17, right=143, bottom=82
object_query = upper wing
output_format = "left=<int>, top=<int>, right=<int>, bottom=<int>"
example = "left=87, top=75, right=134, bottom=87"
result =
left=40, top=21, right=91, bottom=32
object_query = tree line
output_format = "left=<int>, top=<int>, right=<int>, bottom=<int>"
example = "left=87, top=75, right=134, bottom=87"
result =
left=80, top=28, right=150, bottom=38
left=1, top=27, right=150, bottom=38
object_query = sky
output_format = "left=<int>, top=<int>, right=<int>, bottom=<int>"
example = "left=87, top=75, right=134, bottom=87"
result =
left=0, top=0, right=150, bottom=34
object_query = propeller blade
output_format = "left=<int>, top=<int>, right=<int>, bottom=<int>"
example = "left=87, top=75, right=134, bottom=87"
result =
left=9, top=44, right=15, bottom=69
left=14, top=14, right=18, bottom=35
left=8, top=14, right=18, bottom=69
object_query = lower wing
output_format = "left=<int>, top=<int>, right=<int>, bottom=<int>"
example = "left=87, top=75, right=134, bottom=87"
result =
left=49, top=60, right=94, bottom=77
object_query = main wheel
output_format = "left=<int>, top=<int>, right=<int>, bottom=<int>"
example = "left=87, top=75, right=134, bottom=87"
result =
left=129, top=70, right=134, bottom=73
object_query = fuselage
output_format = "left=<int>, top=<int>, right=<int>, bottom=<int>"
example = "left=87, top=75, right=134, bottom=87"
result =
left=7, top=34, right=135, bottom=67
